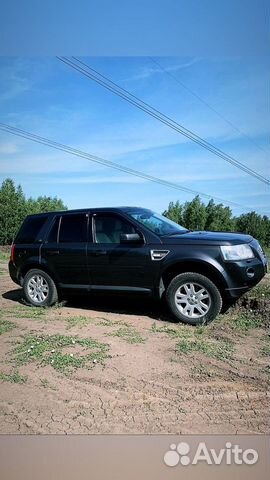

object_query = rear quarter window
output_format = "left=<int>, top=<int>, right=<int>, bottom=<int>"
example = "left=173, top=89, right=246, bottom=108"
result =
left=16, top=216, right=48, bottom=244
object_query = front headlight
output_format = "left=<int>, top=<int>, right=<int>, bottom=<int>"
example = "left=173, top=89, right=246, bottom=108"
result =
left=220, top=244, right=254, bottom=261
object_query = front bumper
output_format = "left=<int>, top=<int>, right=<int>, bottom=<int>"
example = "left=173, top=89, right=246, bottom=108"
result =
left=223, top=249, right=267, bottom=299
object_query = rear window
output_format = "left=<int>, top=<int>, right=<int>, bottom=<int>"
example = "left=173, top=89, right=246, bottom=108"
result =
left=16, top=216, right=48, bottom=244
left=59, top=214, right=87, bottom=243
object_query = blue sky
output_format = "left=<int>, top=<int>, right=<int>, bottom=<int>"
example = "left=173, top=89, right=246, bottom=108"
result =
left=0, top=56, right=269, bottom=216
left=1, top=0, right=269, bottom=56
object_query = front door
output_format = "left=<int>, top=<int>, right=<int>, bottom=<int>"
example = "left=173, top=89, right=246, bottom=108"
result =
left=88, top=213, right=154, bottom=292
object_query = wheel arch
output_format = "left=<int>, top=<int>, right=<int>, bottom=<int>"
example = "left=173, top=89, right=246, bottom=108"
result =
left=20, top=262, right=58, bottom=286
left=161, top=260, right=227, bottom=297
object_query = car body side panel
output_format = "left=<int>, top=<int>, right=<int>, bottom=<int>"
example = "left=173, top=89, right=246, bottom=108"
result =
left=41, top=242, right=89, bottom=285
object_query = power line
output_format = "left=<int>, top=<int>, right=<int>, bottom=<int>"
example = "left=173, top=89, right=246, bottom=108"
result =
left=149, top=56, right=270, bottom=156
left=70, top=56, right=270, bottom=185
left=1, top=122, right=267, bottom=215
left=56, top=56, right=270, bottom=186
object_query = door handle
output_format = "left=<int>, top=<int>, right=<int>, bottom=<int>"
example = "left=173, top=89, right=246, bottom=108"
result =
left=47, top=250, right=60, bottom=255
left=94, top=250, right=107, bottom=256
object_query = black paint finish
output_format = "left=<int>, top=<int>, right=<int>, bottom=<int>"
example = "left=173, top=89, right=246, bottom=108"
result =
left=9, top=207, right=267, bottom=302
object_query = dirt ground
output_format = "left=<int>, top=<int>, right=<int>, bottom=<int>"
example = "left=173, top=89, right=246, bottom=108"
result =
left=0, top=257, right=269, bottom=434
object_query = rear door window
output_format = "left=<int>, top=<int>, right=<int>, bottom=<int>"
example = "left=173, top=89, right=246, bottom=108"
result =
left=59, top=214, right=88, bottom=243
left=16, top=215, right=48, bottom=244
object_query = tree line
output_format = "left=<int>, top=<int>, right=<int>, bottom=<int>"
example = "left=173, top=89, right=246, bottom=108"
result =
left=0, top=178, right=269, bottom=246
left=0, top=178, right=67, bottom=245
left=162, top=196, right=270, bottom=246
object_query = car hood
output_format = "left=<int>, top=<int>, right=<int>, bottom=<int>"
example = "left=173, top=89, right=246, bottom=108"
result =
left=162, top=230, right=253, bottom=246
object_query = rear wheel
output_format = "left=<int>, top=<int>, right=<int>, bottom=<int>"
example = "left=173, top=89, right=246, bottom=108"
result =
left=23, top=269, right=58, bottom=307
left=166, top=272, right=222, bottom=325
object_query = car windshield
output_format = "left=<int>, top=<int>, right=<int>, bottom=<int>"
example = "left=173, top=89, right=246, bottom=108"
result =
left=127, top=210, right=188, bottom=236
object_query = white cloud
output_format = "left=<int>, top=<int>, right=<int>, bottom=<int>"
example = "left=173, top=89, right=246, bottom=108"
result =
left=0, top=60, right=32, bottom=103
left=0, top=125, right=266, bottom=182
left=0, top=141, right=19, bottom=154
left=0, top=79, right=30, bottom=102
left=25, top=168, right=245, bottom=186
left=122, top=58, right=200, bottom=83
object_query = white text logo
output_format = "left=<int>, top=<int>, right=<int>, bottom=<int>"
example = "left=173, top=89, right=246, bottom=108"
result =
left=164, top=442, right=258, bottom=467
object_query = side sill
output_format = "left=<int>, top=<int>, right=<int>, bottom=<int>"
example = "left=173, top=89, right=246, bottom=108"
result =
left=59, top=284, right=90, bottom=290
left=90, top=285, right=152, bottom=293
left=59, top=284, right=152, bottom=294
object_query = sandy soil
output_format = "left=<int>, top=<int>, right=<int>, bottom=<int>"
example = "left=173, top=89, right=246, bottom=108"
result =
left=0, top=260, right=269, bottom=434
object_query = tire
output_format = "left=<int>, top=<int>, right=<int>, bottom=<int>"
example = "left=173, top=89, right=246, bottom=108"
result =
left=23, top=269, right=58, bottom=307
left=165, top=272, right=222, bottom=325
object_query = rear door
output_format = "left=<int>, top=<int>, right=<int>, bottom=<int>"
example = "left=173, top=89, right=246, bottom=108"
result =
left=41, top=212, right=89, bottom=287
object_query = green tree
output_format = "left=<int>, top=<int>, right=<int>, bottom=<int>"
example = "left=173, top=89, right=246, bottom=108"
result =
left=236, top=212, right=270, bottom=246
left=261, top=216, right=270, bottom=246
left=162, top=201, right=183, bottom=224
left=162, top=197, right=270, bottom=246
left=182, top=195, right=207, bottom=230
left=27, top=196, right=67, bottom=214
left=205, top=199, right=233, bottom=231
left=0, top=178, right=27, bottom=244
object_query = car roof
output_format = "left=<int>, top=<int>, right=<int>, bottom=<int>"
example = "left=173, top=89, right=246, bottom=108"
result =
left=25, top=206, right=151, bottom=218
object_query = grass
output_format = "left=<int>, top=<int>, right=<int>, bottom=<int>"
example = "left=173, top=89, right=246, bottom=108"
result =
left=97, top=318, right=130, bottom=327
left=66, top=315, right=91, bottom=329
left=65, top=315, right=131, bottom=329
left=108, top=326, right=145, bottom=344
left=97, top=318, right=116, bottom=327
left=244, top=282, right=270, bottom=299
left=0, top=249, right=10, bottom=262
left=51, top=301, right=65, bottom=309
left=151, top=322, right=188, bottom=338
left=40, top=378, right=56, bottom=389
left=0, top=319, right=16, bottom=335
left=40, top=378, right=50, bottom=388
left=176, top=335, right=234, bottom=360
left=230, top=313, right=264, bottom=331
left=11, top=334, right=110, bottom=374
left=263, top=246, right=270, bottom=264
left=5, top=305, right=47, bottom=320
left=261, top=344, right=270, bottom=357
left=151, top=321, right=234, bottom=360
left=0, top=369, right=27, bottom=384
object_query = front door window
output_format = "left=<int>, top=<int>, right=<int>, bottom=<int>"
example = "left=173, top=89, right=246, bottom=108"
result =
left=94, top=215, right=136, bottom=244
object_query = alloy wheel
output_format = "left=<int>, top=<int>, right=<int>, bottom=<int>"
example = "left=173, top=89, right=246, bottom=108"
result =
left=174, top=282, right=211, bottom=319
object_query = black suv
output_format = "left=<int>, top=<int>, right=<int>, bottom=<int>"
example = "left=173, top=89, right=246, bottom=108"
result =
left=9, top=207, right=267, bottom=325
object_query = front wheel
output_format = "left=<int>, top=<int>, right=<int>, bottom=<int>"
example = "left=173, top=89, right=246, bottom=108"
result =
left=23, top=269, right=58, bottom=307
left=166, top=272, right=222, bottom=325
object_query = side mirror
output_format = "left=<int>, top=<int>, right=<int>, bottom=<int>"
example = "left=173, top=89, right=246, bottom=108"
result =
left=120, top=233, right=143, bottom=244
